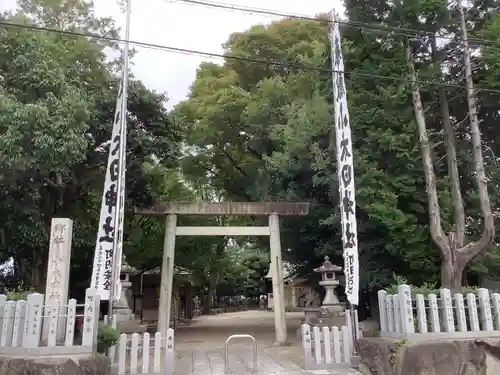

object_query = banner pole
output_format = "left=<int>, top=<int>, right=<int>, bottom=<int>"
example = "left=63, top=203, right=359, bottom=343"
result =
left=329, top=9, right=360, bottom=355
left=349, top=304, right=359, bottom=355
left=108, top=0, right=132, bottom=323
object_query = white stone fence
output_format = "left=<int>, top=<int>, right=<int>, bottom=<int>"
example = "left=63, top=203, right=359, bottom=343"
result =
left=301, top=323, right=352, bottom=370
left=106, top=330, right=175, bottom=375
left=300, top=312, right=360, bottom=370
left=378, top=284, right=500, bottom=340
left=103, top=314, right=175, bottom=375
left=0, top=288, right=100, bottom=355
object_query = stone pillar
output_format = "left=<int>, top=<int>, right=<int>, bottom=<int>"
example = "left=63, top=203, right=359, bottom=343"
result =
left=291, top=281, right=297, bottom=309
left=43, top=218, right=73, bottom=341
left=269, top=214, right=287, bottom=345
left=158, top=214, right=177, bottom=337
left=184, top=286, right=192, bottom=319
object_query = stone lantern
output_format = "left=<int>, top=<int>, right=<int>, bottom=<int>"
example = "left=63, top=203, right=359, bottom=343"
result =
left=313, top=256, right=344, bottom=314
left=299, top=256, right=345, bottom=333
left=114, top=255, right=147, bottom=333
left=114, top=255, right=135, bottom=321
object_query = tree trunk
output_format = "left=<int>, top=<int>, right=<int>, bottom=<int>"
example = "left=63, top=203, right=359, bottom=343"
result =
left=406, top=41, right=463, bottom=289
left=438, top=87, right=465, bottom=247
left=406, top=13, right=495, bottom=287
left=35, top=207, right=52, bottom=293
left=440, top=256, right=466, bottom=291
left=404, top=41, right=449, bottom=254
left=204, top=279, right=215, bottom=314
left=457, top=0, right=495, bottom=258
left=431, top=35, right=466, bottom=248
left=441, top=232, right=466, bottom=290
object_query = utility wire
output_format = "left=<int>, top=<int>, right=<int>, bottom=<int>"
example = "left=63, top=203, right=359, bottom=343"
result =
left=170, top=0, right=500, bottom=48
left=1, top=20, right=500, bottom=93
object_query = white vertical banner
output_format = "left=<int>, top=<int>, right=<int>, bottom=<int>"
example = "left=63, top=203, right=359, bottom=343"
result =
left=90, top=76, right=126, bottom=301
left=330, top=11, right=360, bottom=306
left=114, top=104, right=127, bottom=300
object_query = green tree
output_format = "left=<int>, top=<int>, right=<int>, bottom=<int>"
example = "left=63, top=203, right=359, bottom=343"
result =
left=172, top=16, right=437, bottom=297
left=0, top=0, right=182, bottom=292
left=377, top=0, right=499, bottom=288
left=239, top=248, right=270, bottom=297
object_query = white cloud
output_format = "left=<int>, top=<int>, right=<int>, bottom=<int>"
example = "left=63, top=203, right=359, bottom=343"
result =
left=0, top=0, right=16, bottom=11
left=91, top=0, right=344, bottom=108
left=3, top=0, right=344, bottom=107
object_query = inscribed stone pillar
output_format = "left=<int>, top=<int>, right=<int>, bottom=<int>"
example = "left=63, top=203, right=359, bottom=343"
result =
left=43, top=218, right=73, bottom=342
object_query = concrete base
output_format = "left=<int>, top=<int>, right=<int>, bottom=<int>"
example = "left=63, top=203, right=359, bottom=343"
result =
left=0, top=346, right=93, bottom=358
left=114, top=306, right=147, bottom=334
left=116, top=319, right=148, bottom=334
left=273, top=341, right=292, bottom=347
left=114, top=305, right=134, bottom=321
left=321, top=303, right=347, bottom=314
left=302, top=306, right=346, bottom=325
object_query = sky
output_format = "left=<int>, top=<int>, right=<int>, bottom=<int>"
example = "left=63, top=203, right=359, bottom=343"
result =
left=2, top=0, right=343, bottom=108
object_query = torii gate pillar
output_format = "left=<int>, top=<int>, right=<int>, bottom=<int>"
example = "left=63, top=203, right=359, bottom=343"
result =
left=269, top=213, right=286, bottom=344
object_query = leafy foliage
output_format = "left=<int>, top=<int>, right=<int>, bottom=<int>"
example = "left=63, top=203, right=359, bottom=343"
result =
left=171, top=0, right=500, bottom=301
left=2, top=0, right=500, bottom=311
left=5, top=283, right=35, bottom=301
left=388, top=274, right=480, bottom=296
left=97, top=323, right=120, bottom=354
left=172, top=16, right=438, bottom=294
left=0, top=0, right=184, bottom=295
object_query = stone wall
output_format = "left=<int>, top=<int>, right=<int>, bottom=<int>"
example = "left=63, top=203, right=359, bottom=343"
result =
left=357, top=337, right=500, bottom=375
left=0, top=354, right=110, bottom=375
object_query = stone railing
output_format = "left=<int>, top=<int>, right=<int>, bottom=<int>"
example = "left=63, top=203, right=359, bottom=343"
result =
left=0, top=288, right=100, bottom=355
left=378, top=284, right=500, bottom=340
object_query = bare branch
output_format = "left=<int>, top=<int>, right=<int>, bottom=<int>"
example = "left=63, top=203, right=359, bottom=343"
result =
left=457, top=0, right=495, bottom=261
left=405, top=40, right=449, bottom=255
left=438, top=87, right=466, bottom=247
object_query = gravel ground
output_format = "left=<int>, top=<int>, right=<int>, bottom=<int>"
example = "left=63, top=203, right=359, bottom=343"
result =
left=175, top=310, right=304, bottom=348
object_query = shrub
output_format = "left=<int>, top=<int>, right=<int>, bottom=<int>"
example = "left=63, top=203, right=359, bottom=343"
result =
left=388, top=274, right=479, bottom=296
left=7, top=283, right=35, bottom=301
left=97, top=323, right=120, bottom=354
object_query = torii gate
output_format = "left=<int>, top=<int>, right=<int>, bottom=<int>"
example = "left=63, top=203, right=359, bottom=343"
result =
left=135, top=201, right=309, bottom=345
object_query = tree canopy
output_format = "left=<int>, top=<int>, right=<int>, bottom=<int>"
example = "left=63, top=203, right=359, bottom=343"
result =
left=2, top=0, right=500, bottom=307
left=173, top=0, right=500, bottom=293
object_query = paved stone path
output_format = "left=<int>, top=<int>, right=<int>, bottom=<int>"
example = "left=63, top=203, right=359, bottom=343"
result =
left=175, top=345, right=360, bottom=375
left=173, top=310, right=360, bottom=375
